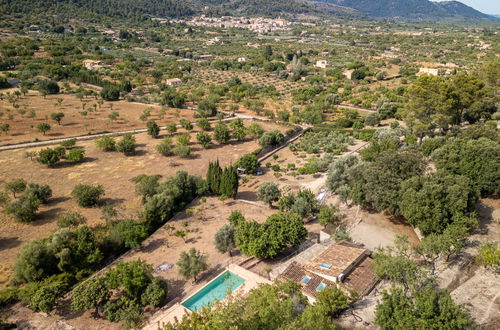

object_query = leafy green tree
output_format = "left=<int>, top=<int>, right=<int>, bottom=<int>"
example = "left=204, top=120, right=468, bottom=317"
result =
left=24, top=183, right=51, bottom=204
left=174, top=144, right=191, bottom=157
left=278, top=189, right=319, bottom=218
left=100, top=86, right=120, bottom=101
left=156, top=137, right=174, bottom=156
left=50, top=112, right=64, bottom=125
left=349, top=150, right=427, bottom=214
left=147, top=120, right=160, bottom=138
left=247, top=122, right=264, bottom=138
left=196, top=132, right=212, bottom=148
left=177, top=248, right=208, bottom=282
left=38, top=80, right=59, bottom=95
left=197, top=99, right=217, bottom=117
left=180, top=118, right=193, bottom=131
left=65, top=148, right=85, bottom=163
left=166, top=122, right=177, bottom=135
left=108, top=219, right=148, bottom=249
left=116, top=133, right=136, bottom=155
left=71, top=276, right=110, bottom=314
left=196, top=118, right=211, bottom=131
left=57, top=211, right=86, bottom=228
left=60, top=138, right=76, bottom=149
left=5, top=178, right=26, bottom=197
left=4, top=192, right=40, bottom=222
left=399, top=171, right=478, bottom=235
left=214, top=122, right=231, bottom=144
left=416, top=225, right=468, bottom=273
left=37, top=122, right=51, bottom=135
left=318, top=205, right=340, bottom=227
left=315, top=286, right=353, bottom=318
left=375, top=287, right=474, bottom=329
left=431, top=137, right=500, bottom=197
left=107, top=260, right=155, bottom=300
left=176, top=133, right=190, bottom=145
left=132, top=174, right=161, bottom=203
left=373, top=248, right=426, bottom=293
left=96, top=136, right=116, bottom=151
left=236, top=154, right=260, bottom=174
left=71, top=184, right=104, bottom=207
left=214, top=224, right=235, bottom=255
left=234, top=212, right=307, bottom=258
left=12, top=239, right=57, bottom=284
left=141, top=278, right=167, bottom=307
left=36, top=147, right=65, bottom=166
left=257, top=182, right=281, bottom=207
left=259, top=130, right=284, bottom=148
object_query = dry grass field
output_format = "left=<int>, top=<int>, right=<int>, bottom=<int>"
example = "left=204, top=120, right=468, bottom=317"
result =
left=0, top=90, right=197, bottom=146
left=0, top=120, right=287, bottom=288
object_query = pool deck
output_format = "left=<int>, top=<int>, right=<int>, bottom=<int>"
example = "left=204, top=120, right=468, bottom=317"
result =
left=142, top=264, right=270, bottom=329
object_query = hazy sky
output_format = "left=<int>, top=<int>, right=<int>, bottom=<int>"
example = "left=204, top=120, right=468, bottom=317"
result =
left=434, top=0, right=500, bottom=15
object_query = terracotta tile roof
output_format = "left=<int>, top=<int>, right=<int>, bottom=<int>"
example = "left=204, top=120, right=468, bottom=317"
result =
left=278, top=261, right=334, bottom=298
left=343, top=257, right=379, bottom=297
left=304, top=243, right=368, bottom=279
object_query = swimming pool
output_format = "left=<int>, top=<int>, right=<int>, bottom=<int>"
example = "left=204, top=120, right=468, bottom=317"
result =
left=182, top=271, right=246, bottom=311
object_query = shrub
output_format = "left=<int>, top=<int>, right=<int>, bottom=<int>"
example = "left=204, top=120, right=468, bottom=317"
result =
left=214, top=122, right=231, bottom=144
left=116, top=134, right=136, bottom=155
left=156, top=137, right=174, bottom=156
left=259, top=130, right=284, bottom=148
left=364, top=113, right=381, bottom=127
left=60, top=138, right=76, bottom=149
left=71, top=184, right=104, bottom=207
left=236, top=154, right=260, bottom=174
left=36, top=147, right=65, bottom=166
left=101, top=86, right=120, bottom=101
left=147, top=120, right=160, bottom=138
left=25, top=183, right=52, bottom=203
left=96, top=136, right=116, bottom=151
left=196, top=118, right=211, bottom=131
left=141, top=278, right=167, bottom=307
left=57, top=212, right=87, bottom=228
left=196, top=132, right=212, bottom=148
left=65, top=148, right=85, bottom=163
left=4, top=193, right=40, bottom=222
left=180, top=119, right=193, bottom=130
left=108, top=219, right=148, bottom=249
left=174, top=144, right=191, bottom=157
left=5, top=178, right=26, bottom=197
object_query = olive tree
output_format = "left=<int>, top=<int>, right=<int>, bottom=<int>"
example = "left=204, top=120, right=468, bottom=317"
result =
left=257, top=182, right=281, bottom=207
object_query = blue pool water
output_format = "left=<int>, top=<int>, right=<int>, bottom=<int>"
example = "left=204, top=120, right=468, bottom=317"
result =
left=182, top=271, right=245, bottom=311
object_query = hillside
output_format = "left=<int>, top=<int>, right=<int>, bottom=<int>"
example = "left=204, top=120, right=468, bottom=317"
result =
left=0, top=0, right=496, bottom=28
left=316, top=0, right=494, bottom=21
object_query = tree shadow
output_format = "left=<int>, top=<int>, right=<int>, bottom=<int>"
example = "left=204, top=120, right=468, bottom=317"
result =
left=141, top=238, right=166, bottom=253
left=47, top=133, right=64, bottom=137
left=166, top=279, right=187, bottom=300
left=48, top=196, right=71, bottom=205
left=133, top=149, right=148, bottom=156
left=0, top=237, right=21, bottom=251
left=100, top=197, right=126, bottom=207
left=474, top=201, right=494, bottom=236
left=185, top=236, right=201, bottom=244
left=33, top=207, right=64, bottom=225
left=236, top=190, right=258, bottom=201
